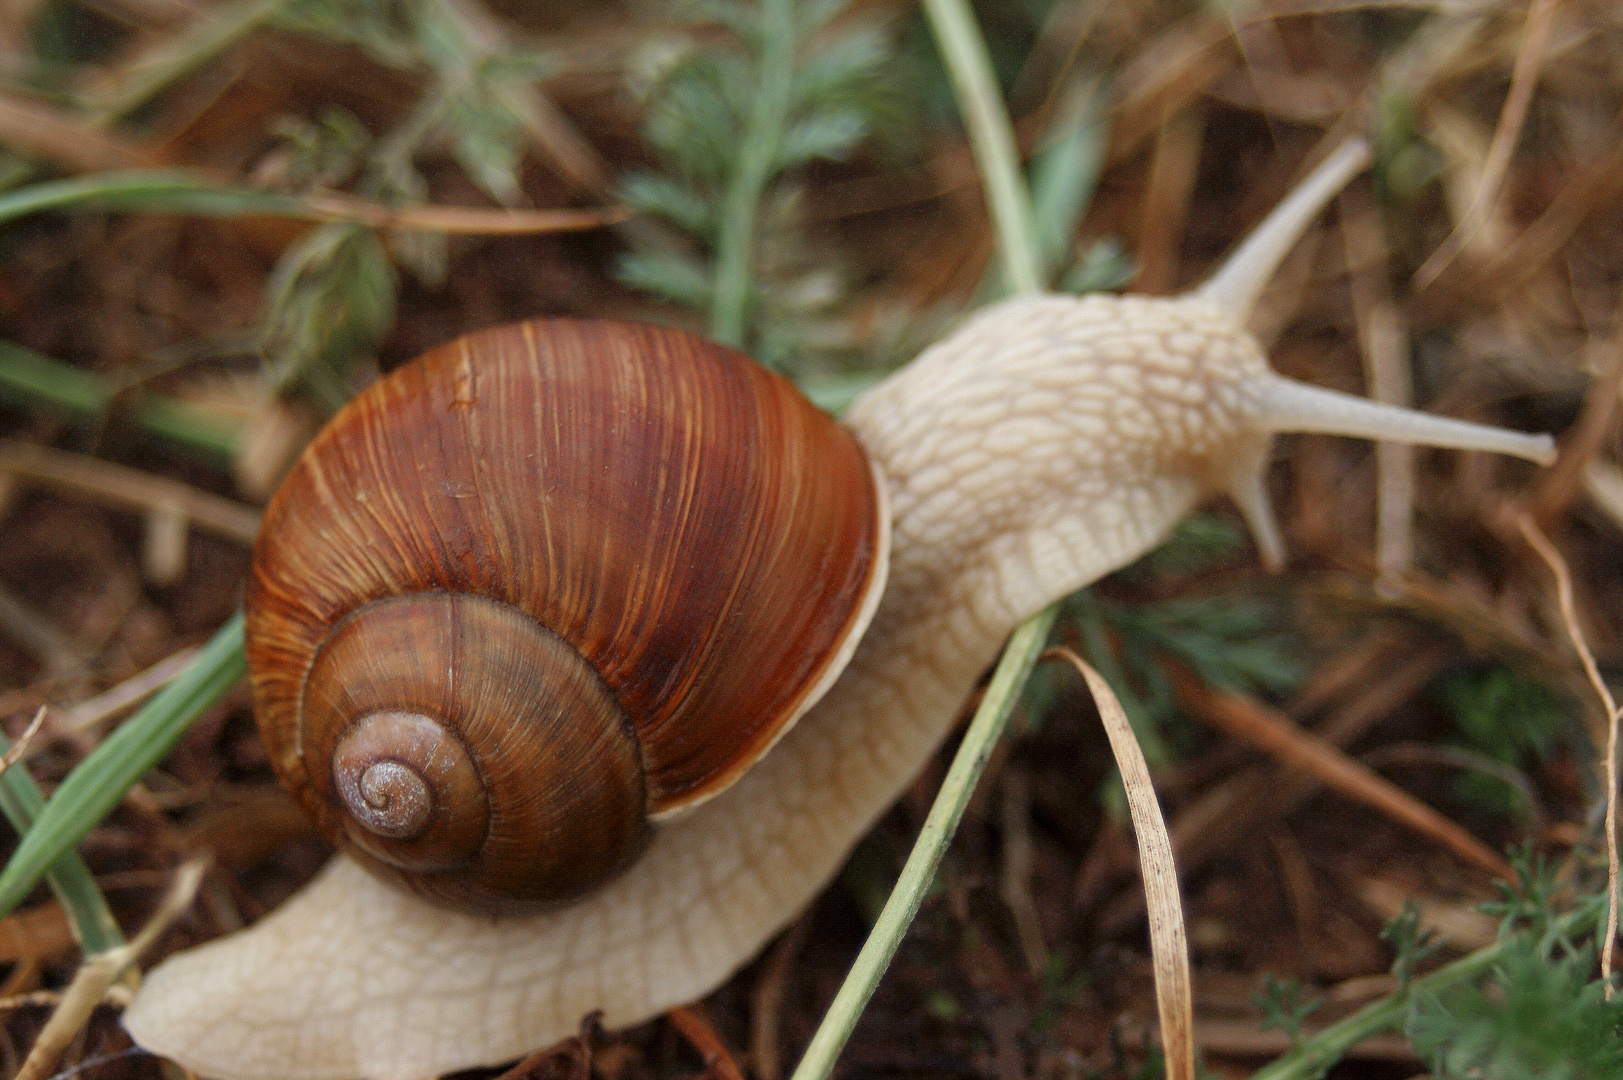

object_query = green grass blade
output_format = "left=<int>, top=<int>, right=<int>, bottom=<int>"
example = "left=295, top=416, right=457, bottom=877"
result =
left=920, top=0, right=1042, bottom=296
left=0, top=171, right=313, bottom=226
left=790, top=4, right=1053, bottom=1077
left=789, top=604, right=1058, bottom=1080
left=0, top=613, right=245, bottom=918
left=0, top=341, right=242, bottom=460
left=0, top=738, right=124, bottom=953
left=1028, top=81, right=1107, bottom=281
left=0, top=341, right=111, bottom=415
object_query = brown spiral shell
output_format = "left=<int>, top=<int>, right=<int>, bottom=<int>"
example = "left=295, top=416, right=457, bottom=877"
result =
left=245, top=320, right=887, bottom=915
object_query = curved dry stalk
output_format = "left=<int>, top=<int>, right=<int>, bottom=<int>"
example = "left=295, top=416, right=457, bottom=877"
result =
left=1413, top=0, right=1561, bottom=288
left=0, top=709, right=47, bottom=780
left=1047, top=648, right=1194, bottom=1080
left=1516, top=514, right=1622, bottom=994
left=1176, top=671, right=1513, bottom=881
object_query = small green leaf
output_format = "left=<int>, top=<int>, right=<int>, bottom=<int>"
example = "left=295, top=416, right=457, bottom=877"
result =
left=777, top=108, right=870, bottom=167
left=616, top=250, right=714, bottom=309
left=791, top=25, right=888, bottom=108
left=0, top=615, right=246, bottom=920
left=620, top=173, right=713, bottom=235
left=0, top=735, right=124, bottom=953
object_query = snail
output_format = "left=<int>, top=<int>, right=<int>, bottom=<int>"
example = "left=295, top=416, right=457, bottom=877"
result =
left=124, top=141, right=1555, bottom=1080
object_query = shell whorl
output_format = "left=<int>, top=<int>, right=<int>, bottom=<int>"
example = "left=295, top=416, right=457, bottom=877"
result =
left=244, top=319, right=887, bottom=913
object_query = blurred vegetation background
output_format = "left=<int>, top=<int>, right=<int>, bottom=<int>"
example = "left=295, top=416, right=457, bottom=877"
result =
left=0, top=1, right=1621, bottom=1078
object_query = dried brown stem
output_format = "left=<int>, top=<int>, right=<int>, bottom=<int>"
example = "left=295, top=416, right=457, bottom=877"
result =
left=13, top=859, right=205, bottom=1080
left=1047, top=647, right=1194, bottom=1080
left=1174, top=669, right=1513, bottom=880
left=1414, top=0, right=1560, bottom=288
left=749, top=915, right=811, bottom=1080
left=0, top=440, right=260, bottom=545
left=1515, top=514, right=1620, bottom=993
left=0, top=708, right=47, bottom=779
left=666, top=1005, right=746, bottom=1080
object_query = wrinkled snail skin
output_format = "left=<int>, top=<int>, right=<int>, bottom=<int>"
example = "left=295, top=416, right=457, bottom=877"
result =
left=123, top=144, right=1557, bottom=1080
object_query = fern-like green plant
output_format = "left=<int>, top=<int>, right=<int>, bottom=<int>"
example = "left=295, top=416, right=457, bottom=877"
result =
left=617, top=0, right=897, bottom=359
left=1405, top=937, right=1623, bottom=1080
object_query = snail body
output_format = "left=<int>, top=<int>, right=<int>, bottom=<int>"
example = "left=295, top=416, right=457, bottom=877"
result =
left=126, top=143, right=1556, bottom=1080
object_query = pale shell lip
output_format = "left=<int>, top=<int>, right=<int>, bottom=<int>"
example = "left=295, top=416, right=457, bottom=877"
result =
left=648, top=452, right=891, bottom=824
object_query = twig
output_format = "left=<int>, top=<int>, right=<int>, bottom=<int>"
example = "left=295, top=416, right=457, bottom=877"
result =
left=1340, top=186, right=1413, bottom=577
left=1528, top=297, right=1623, bottom=523
left=296, top=191, right=627, bottom=234
left=0, top=709, right=47, bottom=780
left=0, top=588, right=87, bottom=678
left=1413, top=0, right=1560, bottom=289
left=1353, top=877, right=1497, bottom=952
left=0, top=440, right=260, bottom=545
left=1515, top=514, right=1621, bottom=993
left=1047, top=648, right=1193, bottom=1080
left=666, top=1005, right=745, bottom=1080
left=998, top=767, right=1049, bottom=975
left=13, top=859, right=205, bottom=1080
left=1267, top=829, right=1320, bottom=957
left=1098, top=643, right=1448, bottom=935
left=0, top=990, right=62, bottom=1013
left=1134, top=107, right=1205, bottom=296
left=1584, top=459, right=1623, bottom=531
left=750, top=916, right=810, bottom=1080
left=0, top=92, right=145, bottom=173
left=0, top=903, right=74, bottom=966
left=57, top=646, right=198, bottom=734
left=1362, top=742, right=1548, bottom=839
left=1175, top=671, right=1513, bottom=880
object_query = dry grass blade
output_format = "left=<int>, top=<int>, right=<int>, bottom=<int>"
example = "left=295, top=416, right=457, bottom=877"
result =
left=0, top=586, right=87, bottom=677
left=1174, top=670, right=1513, bottom=880
left=0, top=903, right=74, bottom=967
left=998, top=768, right=1048, bottom=975
left=58, top=647, right=198, bottom=735
left=0, top=709, right=47, bottom=779
left=12, top=858, right=205, bottom=1080
left=296, top=193, right=628, bottom=234
left=0, top=93, right=146, bottom=174
left=1340, top=186, right=1413, bottom=576
left=0, top=440, right=260, bottom=545
left=1515, top=513, right=1622, bottom=993
left=1584, top=459, right=1623, bottom=530
left=665, top=1005, right=746, bottom=1080
left=1528, top=298, right=1623, bottom=523
left=1413, top=0, right=1560, bottom=289
left=1045, top=647, right=1193, bottom=1080
left=749, top=916, right=810, bottom=1080
left=1354, top=877, right=1497, bottom=952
